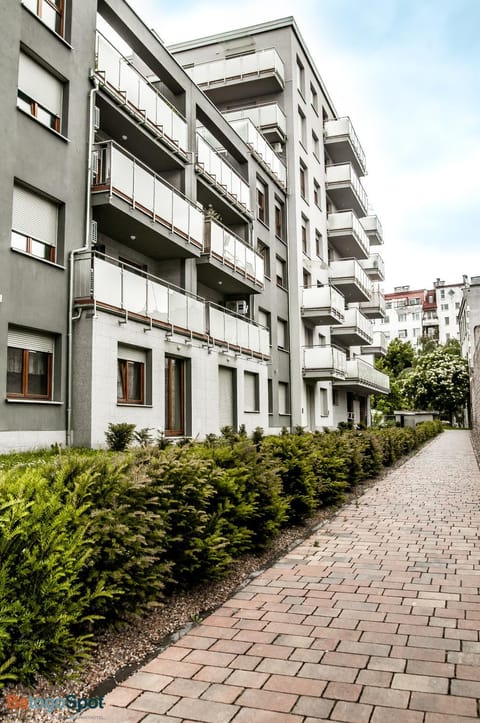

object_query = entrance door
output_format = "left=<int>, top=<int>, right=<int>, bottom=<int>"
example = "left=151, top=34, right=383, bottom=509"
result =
left=165, top=357, right=185, bottom=436
left=218, top=366, right=235, bottom=430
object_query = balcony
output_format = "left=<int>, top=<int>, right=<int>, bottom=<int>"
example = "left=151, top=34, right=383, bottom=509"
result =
left=359, top=253, right=385, bottom=281
left=196, top=133, right=251, bottom=214
left=199, top=218, right=264, bottom=294
left=301, top=285, right=345, bottom=326
left=329, top=259, right=372, bottom=303
left=73, top=253, right=270, bottom=358
left=330, top=308, right=373, bottom=347
left=334, top=358, right=390, bottom=395
left=324, top=117, right=366, bottom=177
left=361, top=331, right=387, bottom=357
left=91, top=141, right=204, bottom=258
left=185, top=50, right=285, bottom=104
left=359, top=284, right=386, bottom=319
left=95, top=32, right=188, bottom=156
left=223, top=103, right=287, bottom=143
left=325, top=163, right=368, bottom=217
left=302, top=345, right=347, bottom=381
left=360, top=215, right=383, bottom=245
left=228, top=118, right=286, bottom=187
left=327, top=211, right=370, bottom=260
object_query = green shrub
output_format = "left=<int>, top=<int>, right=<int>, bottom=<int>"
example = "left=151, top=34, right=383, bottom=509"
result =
left=105, top=423, right=136, bottom=451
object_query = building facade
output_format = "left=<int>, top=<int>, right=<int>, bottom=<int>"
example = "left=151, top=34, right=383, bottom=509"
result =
left=459, top=276, right=480, bottom=446
left=0, top=3, right=389, bottom=451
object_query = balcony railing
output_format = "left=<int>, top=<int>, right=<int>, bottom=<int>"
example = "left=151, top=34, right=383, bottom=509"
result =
left=360, top=253, right=385, bottom=281
left=324, top=117, right=367, bottom=176
left=341, top=308, right=373, bottom=338
left=361, top=331, right=387, bottom=357
left=327, top=211, right=370, bottom=260
left=331, top=308, right=373, bottom=346
left=228, top=118, right=286, bottom=186
left=325, top=163, right=369, bottom=217
left=185, top=49, right=285, bottom=88
left=359, top=284, right=386, bottom=318
left=223, top=103, right=287, bottom=137
left=95, top=32, right=188, bottom=153
left=196, top=133, right=251, bottom=212
left=301, top=285, right=345, bottom=324
left=344, top=358, right=390, bottom=394
left=74, top=253, right=270, bottom=357
left=204, top=218, right=264, bottom=287
left=303, top=345, right=347, bottom=380
left=92, top=141, right=204, bottom=249
left=329, top=259, right=372, bottom=301
left=360, top=215, right=383, bottom=245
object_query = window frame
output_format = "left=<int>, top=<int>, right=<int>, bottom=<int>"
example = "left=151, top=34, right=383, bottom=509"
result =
left=275, top=256, right=287, bottom=289
left=274, top=200, right=285, bottom=240
left=256, top=178, right=268, bottom=225
left=117, top=358, right=145, bottom=405
left=22, top=0, right=65, bottom=37
left=299, top=162, right=307, bottom=200
left=165, top=356, right=185, bottom=436
left=243, top=371, right=260, bottom=413
left=7, top=347, right=53, bottom=400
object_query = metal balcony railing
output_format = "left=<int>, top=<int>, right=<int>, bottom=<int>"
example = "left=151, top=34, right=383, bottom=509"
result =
left=327, top=211, right=370, bottom=258
left=185, top=49, right=285, bottom=88
left=325, top=163, right=369, bottom=216
left=74, top=252, right=270, bottom=357
left=329, top=259, right=372, bottom=300
left=95, top=32, right=188, bottom=153
left=324, top=117, right=367, bottom=175
left=91, top=141, right=204, bottom=249
left=204, top=218, right=264, bottom=287
left=196, top=133, right=251, bottom=212
left=227, top=118, right=286, bottom=186
left=223, top=103, right=287, bottom=136
left=303, top=345, right=347, bottom=377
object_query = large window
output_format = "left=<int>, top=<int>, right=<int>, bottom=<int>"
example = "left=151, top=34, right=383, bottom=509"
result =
left=278, top=382, right=290, bottom=415
left=165, top=356, right=185, bottom=436
left=17, top=52, right=63, bottom=133
left=22, top=0, right=65, bottom=36
left=11, top=184, right=58, bottom=262
left=7, top=328, right=54, bottom=399
left=117, top=359, right=144, bottom=405
left=275, top=256, right=287, bottom=289
left=299, top=162, right=307, bottom=200
left=274, top=200, right=285, bottom=240
left=256, top=178, right=268, bottom=224
left=244, top=372, right=259, bottom=413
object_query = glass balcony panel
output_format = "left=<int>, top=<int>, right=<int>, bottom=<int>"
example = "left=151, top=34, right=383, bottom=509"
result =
left=225, top=315, right=238, bottom=345
left=94, top=258, right=122, bottom=307
left=259, top=328, right=270, bottom=355
left=187, top=297, right=205, bottom=334
left=224, top=232, right=236, bottom=267
left=172, top=113, right=188, bottom=149
left=97, top=35, right=121, bottom=86
left=146, top=279, right=168, bottom=321
left=189, top=207, right=204, bottom=246
left=72, top=253, right=92, bottom=298
left=138, top=82, right=158, bottom=122
left=209, top=306, right=226, bottom=339
left=172, top=194, right=189, bottom=237
left=238, top=318, right=250, bottom=347
left=154, top=178, right=173, bottom=226
left=156, top=99, right=173, bottom=138
left=120, top=61, right=141, bottom=108
left=210, top=222, right=224, bottom=256
left=134, top=165, right=154, bottom=213
left=245, top=247, right=256, bottom=278
left=169, top=288, right=187, bottom=328
left=111, top=147, right=134, bottom=199
left=241, top=54, right=257, bottom=76
left=123, top=270, right=147, bottom=314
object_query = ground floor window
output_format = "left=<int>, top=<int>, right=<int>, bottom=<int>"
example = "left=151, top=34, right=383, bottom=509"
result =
left=7, top=347, right=52, bottom=399
left=165, top=357, right=185, bottom=436
left=117, top=359, right=144, bottom=404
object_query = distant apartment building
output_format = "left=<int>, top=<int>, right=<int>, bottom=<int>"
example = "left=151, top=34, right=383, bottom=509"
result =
left=376, top=279, right=464, bottom=349
left=0, top=3, right=389, bottom=451
left=459, top=276, right=480, bottom=440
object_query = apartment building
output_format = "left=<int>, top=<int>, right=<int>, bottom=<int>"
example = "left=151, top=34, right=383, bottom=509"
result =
left=459, top=276, right=480, bottom=439
left=171, top=18, right=389, bottom=430
left=376, top=280, right=463, bottom=351
left=0, top=4, right=389, bottom=451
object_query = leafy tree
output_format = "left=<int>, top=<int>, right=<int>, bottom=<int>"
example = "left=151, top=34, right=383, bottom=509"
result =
left=372, top=339, right=414, bottom=414
left=402, top=344, right=469, bottom=423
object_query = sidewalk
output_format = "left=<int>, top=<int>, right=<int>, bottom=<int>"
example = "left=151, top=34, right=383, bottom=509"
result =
left=85, top=430, right=480, bottom=723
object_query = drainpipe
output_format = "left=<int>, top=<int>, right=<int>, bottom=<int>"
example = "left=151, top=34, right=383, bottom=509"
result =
left=66, top=72, right=98, bottom=447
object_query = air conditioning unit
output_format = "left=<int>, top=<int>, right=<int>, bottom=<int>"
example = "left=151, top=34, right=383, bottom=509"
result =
left=93, top=106, right=100, bottom=131
left=226, top=300, right=248, bottom=315
left=90, top=220, right=98, bottom=245
left=272, top=142, right=283, bottom=152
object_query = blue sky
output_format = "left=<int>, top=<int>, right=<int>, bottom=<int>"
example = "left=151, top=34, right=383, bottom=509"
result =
left=128, top=0, right=480, bottom=291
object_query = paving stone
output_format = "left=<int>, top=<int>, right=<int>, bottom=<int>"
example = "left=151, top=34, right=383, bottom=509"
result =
left=410, top=691, right=478, bottom=716
left=167, top=697, right=238, bottom=722
left=330, top=700, right=373, bottom=722
left=234, top=688, right=297, bottom=713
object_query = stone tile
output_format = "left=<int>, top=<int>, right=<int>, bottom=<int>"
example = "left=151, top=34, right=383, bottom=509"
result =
left=234, top=688, right=297, bottom=713
left=410, top=692, right=478, bottom=716
left=330, top=700, right=373, bottom=722
left=167, top=697, right=238, bottom=722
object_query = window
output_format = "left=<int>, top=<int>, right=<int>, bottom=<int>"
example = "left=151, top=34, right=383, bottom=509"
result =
left=332, top=389, right=339, bottom=406
left=440, top=289, right=445, bottom=299
left=313, top=179, right=321, bottom=208
left=22, top=0, right=65, bottom=36
left=118, top=357, right=144, bottom=405
left=278, top=382, right=290, bottom=415
left=296, top=57, right=305, bottom=96
left=398, top=314, right=407, bottom=322
left=257, top=240, right=270, bottom=277
left=305, top=327, right=313, bottom=346
left=165, top=356, right=185, bottom=435
left=310, top=83, right=318, bottom=113
left=455, top=302, right=460, bottom=310
left=445, top=317, right=450, bottom=326
left=318, top=333, right=326, bottom=346
left=256, top=178, right=267, bottom=224
left=258, top=308, right=271, bottom=345
left=303, top=269, right=311, bottom=287
left=441, top=303, right=449, bottom=311
left=268, top=379, right=273, bottom=415
left=383, top=316, right=390, bottom=324
left=413, top=328, right=421, bottom=337
left=298, top=107, right=307, bottom=147
left=320, top=388, right=328, bottom=417
left=276, top=257, right=286, bottom=288
left=299, top=162, right=307, bottom=200
left=398, top=329, right=407, bottom=338
left=244, top=372, right=259, bottom=412
left=428, top=295, right=434, bottom=303
left=315, top=229, right=323, bottom=258
left=7, top=328, right=54, bottom=399
left=17, top=52, right=63, bottom=133
left=386, top=302, right=392, bottom=309
left=301, top=216, right=309, bottom=255
left=412, top=312, right=420, bottom=321
left=11, top=184, right=58, bottom=262
left=274, top=200, right=285, bottom=240
left=312, top=131, right=320, bottom=160
left=277, top=318, right=287, bottom=349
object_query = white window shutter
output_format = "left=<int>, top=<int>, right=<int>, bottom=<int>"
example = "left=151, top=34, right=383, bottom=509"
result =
left=12, top=185, right=58, bottom=246
left=18, top=52, right=63, bottom=116
left=8, top=328, right=54, bottom=354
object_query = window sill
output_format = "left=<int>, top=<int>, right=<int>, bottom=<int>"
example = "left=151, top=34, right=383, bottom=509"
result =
left=17, top=108, right=69, bottom=143
left=6, top=398, right=63, bottom=405
left=257, top=218, right=270, bottom=231
left=21, top=4, right=73, bottom=49
left=244, top=410, right=260, bottom=414
left=117, top=403, right=153, bottom=408
left=11, top=248, right=65, bottom=270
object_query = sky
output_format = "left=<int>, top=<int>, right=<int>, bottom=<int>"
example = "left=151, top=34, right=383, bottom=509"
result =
left=126, top=0, right=480, bottom=291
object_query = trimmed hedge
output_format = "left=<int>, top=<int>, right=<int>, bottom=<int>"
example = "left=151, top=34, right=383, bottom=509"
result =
left=0, top=421, right=442, bottom=684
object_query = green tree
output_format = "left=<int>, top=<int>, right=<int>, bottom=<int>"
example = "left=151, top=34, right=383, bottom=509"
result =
left=402, top=344, right=469, bottom=423
left=372, top=339, right=414, bottom=414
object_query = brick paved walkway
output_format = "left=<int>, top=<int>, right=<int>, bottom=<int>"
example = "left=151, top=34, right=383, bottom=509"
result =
left=85, top=431, right=480, bottom=723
